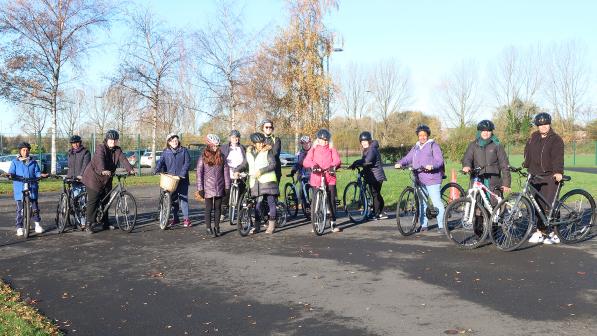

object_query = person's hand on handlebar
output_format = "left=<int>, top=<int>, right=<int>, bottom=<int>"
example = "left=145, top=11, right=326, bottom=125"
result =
left=462, top=166, right=471, bottom=173
left=424, top=165, right=433, bottom=171
left=101, top=170, right=111, bottom=176
left=554, top=173, right=563, bottom=182
left=501, top=186, right=511, bottom=193
left=41, top=173, right=49, bottom=178
left=394, top=163, right=401, bottom=169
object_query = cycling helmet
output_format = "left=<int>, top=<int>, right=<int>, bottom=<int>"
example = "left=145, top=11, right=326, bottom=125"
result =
left=17, top=142, right=31, bottom=150
left=166, top=133, right=179, bottom=142
left=69, top=135, right=82, bottom=143
left=105, top=129, right=120, bottom=140
left=206, top=134, right=220, bottom=146
left=359, top=131, right=372, bottom=142
left=260, top=118, right=273, bottom=127
left=315, top=129, right=331, bottom=141
left=229, top=130, right=241, bottom=138
left=415, top=124, right=431, bottom=136
left=534, top=112, right=552, bottom=126
left=299, top=135, right=311, bottom=144
left=250, top=132, right=266, bottom=144
left=477, top=120, right=495, bottom=131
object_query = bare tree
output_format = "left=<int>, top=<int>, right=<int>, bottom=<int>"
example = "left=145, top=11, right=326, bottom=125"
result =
left=0, top=0, right=114, bottom=173
left=102, top=82, right=139, bottom=134
left=87, top=90, right=110, bottom=136
left=369, top=59, right=412, bottom=145
left=116, top=9, right=181, bottom=168
left=59, top=88, right=86, bottom=136
left=16, top=104, right=47, bottom=137
left=337, top=62, right=368, bottom=128
left=438, top=60, right=480, bottom=128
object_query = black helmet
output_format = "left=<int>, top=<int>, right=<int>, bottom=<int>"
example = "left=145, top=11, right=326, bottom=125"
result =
left=249, top=132, right=266, bottom=144
left=416, top=124, right=431, bottom=136
left=359, top=131, right=372, bottom=142
left=315, top=129, right=331, bottom=141
left=534, top=112, right=551, bottom=126
left=477, top=120, right=495, bottom=131
left=105, top=129, right=120, bottom=140
left=229, top=130, right=240, bottom=137
left=260, top=118, right=273, bottom=127
left=17, top=142, right=31, bottom=150
left=69, top=135, right=82, bottom=143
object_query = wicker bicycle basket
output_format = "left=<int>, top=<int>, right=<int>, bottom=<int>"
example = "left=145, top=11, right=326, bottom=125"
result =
left=160, top=174, right=180, bottom=193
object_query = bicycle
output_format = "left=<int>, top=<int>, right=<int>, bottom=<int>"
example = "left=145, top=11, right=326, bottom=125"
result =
left=4, top=174, right=52, bottom=239
left=227, top=174, right=246, bottom=225
left=283, top=172, right=312, bottom=220
left=56, top=176, right=86, bottom=233
left=343, top=166, right=374, bottom=223
left=311, top=167, right=338, bottom=235
left=85, top=172, right=137, bottom=233
left=491, top=166, right=595, bottom=251
left=236, top=173, right=287, bottom=236
left=443, top=167, right=504, bottom=249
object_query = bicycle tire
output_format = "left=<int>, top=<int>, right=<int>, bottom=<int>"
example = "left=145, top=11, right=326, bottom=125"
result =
left=444, top=196, right=489, bottom=249
left=115, top=191, right=137, bottom=233
left=23, top=197, right=31, bottom=239
left=301, top=186, right=312, bottom=220
left=158, top=191, right=171, bottom=230
left=228, top=185, right=239, bottom=224
left=440, top=182, right=465, bottom=206
left=490, top=193, right=535, bottom=251
left=396, top=187, right=419, bottom=236
left=312, top=190, right=327, bottom=236
left=276, top=201, right=288, bottom=228
left=73, top=192, right=87, bottom=230
left=284, top=183, right=299, bottom=219
left=237, top=198, right=253, bottom=237
left=343, top=181, right=367, bottom=223
left=56, top=193, right=69, bottom=233
left=554, top=189, right=595, bottom=244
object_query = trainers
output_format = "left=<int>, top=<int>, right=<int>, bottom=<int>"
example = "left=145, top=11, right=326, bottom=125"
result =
left=330, top=221, right=341, bottom=233
left=169, top=219, right=180, bottom=227
left=34, top=222, right=43, bottom=234
left=16, top=228, right=24, bottom=236
left=376, top=212, right=389, bottom=220
left=220, top=214, right=226, bottom=222
left=548, top=232, right=561, bottom=244
left=528, top=231, right=544, bottom=244
left=183, top=218, right=191, bottom=227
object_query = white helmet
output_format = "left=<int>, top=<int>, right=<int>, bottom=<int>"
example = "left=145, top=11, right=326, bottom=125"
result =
left=206, top=134, right=220, bottom=146
left=300, top=135, right=311, bottom=144
left=166, top=133, right=179, bottom=141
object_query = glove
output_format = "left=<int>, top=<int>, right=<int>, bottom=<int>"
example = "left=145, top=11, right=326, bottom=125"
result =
left=348, top=163, right=356, bottom=170
left=101, top=170, right=111, bottom=176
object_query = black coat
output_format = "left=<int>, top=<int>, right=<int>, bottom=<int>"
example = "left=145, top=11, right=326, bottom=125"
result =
left=82, top=143, right=133, bottom=192
left=354, top=140, right=386, bottom=183
left=462, top=138, right=511, bottom=188
left=523, top=129, right=564, bottom=176
left=67, top=146, right=91, bottom=178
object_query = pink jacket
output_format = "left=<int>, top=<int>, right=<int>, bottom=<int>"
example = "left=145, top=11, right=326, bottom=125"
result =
left=302, top=144, right=341, bottom=186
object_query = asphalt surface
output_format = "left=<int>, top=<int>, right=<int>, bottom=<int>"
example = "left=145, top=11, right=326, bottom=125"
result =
left=0, top=185, right=595, bottom=335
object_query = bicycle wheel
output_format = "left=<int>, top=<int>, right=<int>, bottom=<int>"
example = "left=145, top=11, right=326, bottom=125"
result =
left=237, top=200, right=253, bottom=237
left=444, top=196, right=489, bottom=249
left=554, top=189, right=595, bottom=244
left=115, top=191, right=137, bottom=233
left=158, top=191, right=171, bottom=230
left=490, top=193, right=535, bottom=251
left=301, top=186, right=312, bottom=220
left=343, top=181, right=367, bottom=223
left=23, top=197, right=31, bottom=239
left=228, top=185, right=239, bottom=224
left=276, top=201, right=288, bottom=228
left=441, top=182, right=465, bottom=206
left=73, top=192, right=87, bottom=230
left=312, top=190, right=327, bottom=236
left=56, top=193, right=70, bottom=233
left=396, top=187, right=419, bottom=236
left=284, top=183, right=299, bottom=219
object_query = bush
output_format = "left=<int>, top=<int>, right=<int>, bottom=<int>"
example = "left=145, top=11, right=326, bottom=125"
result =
left=441, top=127, right=476, bottom=163
left=379, top=146, right=410, bottom=164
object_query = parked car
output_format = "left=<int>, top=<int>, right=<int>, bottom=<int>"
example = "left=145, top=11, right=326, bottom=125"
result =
left=0, top=154, right=18, bottom=174
left=279, top=152, right=296, bottom=167
left=140, top=151, right=162, bottom=168
left=37, top=153, right=67, bottom=174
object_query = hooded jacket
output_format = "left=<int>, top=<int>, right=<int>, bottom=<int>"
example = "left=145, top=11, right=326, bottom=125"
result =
left=9, top=156, right=41, bottom=201
left=67, top=145, right=91, bottom=179
left=353, top=140, right=386, bottom=183
left=155, top=146, right=191, bottom=180
left=523, top=129, right=564, bottom=176
left=398, top=139, right=445, bottom=186
left=302, top=144, right=341, bottom=187
left=196, top=149, right=231, bottom=198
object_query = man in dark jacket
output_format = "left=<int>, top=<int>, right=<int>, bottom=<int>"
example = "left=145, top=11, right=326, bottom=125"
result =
left=350, top=131, right=388, bottom=220
left=261, top=119, right=282, bottom=184
left=523, top=112, right=565, bottom=245
left=67, top=135, right=91, bottom=227
left=82, top=130, right=134, bottom=233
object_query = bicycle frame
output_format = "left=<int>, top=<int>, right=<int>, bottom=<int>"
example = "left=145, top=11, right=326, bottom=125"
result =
left=463, top=172, right=503, bottom=224
left=405, top=167, right=437, bottom=218
left=353, top=167, right=373, bottom=213
left=515, top=173, right=565, bottom=226
left=98, top=175, right=127, bottom=216
left=289, top=174, right=311, bottom=208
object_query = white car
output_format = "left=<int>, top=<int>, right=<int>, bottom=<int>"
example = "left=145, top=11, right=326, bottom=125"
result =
left=140, top=151, right=162, bottom=168
left=279, top=152, right=296, bottom=167
left=0, top=155, right=17, bottom=174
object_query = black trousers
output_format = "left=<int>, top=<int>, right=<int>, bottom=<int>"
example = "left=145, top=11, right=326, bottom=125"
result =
left=86, top=186, right=111, bottom=226
left=369, top=179, right=385, bottom=216
left=532, top=176, right=559, bottom=230
left=205, top=197, right=223, bottom=230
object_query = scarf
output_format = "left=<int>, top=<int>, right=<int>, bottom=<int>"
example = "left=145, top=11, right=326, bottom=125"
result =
left=476, top=132, right=500, bottom=148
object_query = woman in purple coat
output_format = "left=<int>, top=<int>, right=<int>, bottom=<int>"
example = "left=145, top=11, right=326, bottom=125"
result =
left=195, top=134, right=230, bottom=237
left=395, top=125, right=445, bottom=232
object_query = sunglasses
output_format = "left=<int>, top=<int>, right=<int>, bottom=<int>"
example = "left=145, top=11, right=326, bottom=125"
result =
left=264, top=126, right=274, bottom=129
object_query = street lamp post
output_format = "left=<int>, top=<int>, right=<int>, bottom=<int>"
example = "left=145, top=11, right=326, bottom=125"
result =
left=365, top=90, right=375, bottom=137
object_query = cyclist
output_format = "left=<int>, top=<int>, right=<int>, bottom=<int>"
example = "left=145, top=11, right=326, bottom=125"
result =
left=81, top=130, right=134, bottom=233
left=221, top=130, right=246, bottom=222
left=261, top=119, right=282, bottom=184
left=290, top=135, right=312, bottom=208
left=349, top=131, right=388, bottom=220
left=303, top=129, right=342, bottom=233
left=236, top=132, right=279, bottom=234
left=8, top=142, right=48, bottom=236
left=395, top=124, right=446, bottom=232
left=66, top=135, right=91, bottom=228
left=523, top=112, right=565, bottom=245
left=195, top=134, right=230, bottom=238
left=155, top=133, right=191, bottom=228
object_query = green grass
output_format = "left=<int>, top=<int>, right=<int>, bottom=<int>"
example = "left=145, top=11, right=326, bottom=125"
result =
left=506, top=154, right=596, bottom=168
left=0, top=281, right=62, bottom=336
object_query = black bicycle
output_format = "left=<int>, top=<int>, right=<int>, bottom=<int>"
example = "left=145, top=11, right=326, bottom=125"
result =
left=85, top=172, right=137, bottom=233
left=311, top=167, right=338, bottom=235
left=237, top=173, right=287, bottom=236
left=343, top=166, right=374, bottom=223
left=228, top=174, right=246, bottom=225
left=4, top=174, right=51, bottom=239
left=284, top=172, right=312, bottom=220
left=56, top=176, right=86, bottom=233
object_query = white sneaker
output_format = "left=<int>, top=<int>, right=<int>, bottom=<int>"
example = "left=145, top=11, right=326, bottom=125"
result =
left=16, top=228, right=24, bottom=236
left=34, top=222, right=43, bottom=234
left=528, top=231, right=544, bottom=244
left=548, top=232, right=561, bottom=244
left=330, top=221, right=341, bottom=233
left=543, top=237, right=554, bottom=244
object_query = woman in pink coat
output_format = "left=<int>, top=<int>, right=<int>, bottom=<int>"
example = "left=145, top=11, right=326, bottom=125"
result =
left=302, top=129, right=342, bottom=232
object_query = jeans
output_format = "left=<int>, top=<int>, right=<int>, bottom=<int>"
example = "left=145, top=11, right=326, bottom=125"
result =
left=15, top=199, right=41, bottom=228
left=420, top=184, right=445, bottom=229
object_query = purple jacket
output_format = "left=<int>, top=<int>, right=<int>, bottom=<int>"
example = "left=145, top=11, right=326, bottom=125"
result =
left=196, top=152, right=231, bottom=198
left=398, top=140, right=444, bottom=186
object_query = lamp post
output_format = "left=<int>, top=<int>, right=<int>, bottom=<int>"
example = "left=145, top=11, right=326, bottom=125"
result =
left=326, top=47, right=343, bottom=125
left=365, top=90, right=375, bottom=137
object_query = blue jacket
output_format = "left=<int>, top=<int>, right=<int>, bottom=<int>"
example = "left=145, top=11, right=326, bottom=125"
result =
left=9, top=157, right=42, bottom=201
left=155, top=146, right=191, bottom=183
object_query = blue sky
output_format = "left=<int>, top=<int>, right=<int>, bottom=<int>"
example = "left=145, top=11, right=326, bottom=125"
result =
left=1, top=0, right=596, bottom=133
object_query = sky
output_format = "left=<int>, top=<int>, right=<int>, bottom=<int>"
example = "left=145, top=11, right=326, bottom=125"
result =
left=1, top=0, right=596, bottom=133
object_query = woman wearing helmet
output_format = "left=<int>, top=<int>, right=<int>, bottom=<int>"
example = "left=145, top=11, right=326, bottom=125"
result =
left=67, top=135, right=91, bottom=227
left=220, top=130, right=247, bottom=222
left=195, top=134, right=230, bottom=237
left=302, top=129, right=342, bottom=233
left=349, top=131, right=388, bottom=220
left=260, top=119, right=282, bottom=184
left=523, top=112, right=565, bottom=245
left=155, top=133, right=192, bottom=228
left=82, top=129, right=134, bottom=233
left=395, top=125, right=446, bottom=232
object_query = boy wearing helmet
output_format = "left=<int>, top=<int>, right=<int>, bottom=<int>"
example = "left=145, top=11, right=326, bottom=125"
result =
left=67, top=135, right=91, bottom=227
left=155, top=133, right=192, bottom=227
left=524, top=113, right=565, bottom=244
